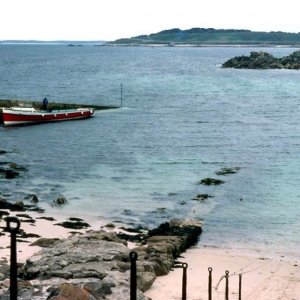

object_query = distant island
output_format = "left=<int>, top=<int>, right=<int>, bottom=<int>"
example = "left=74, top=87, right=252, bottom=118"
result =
left=108, top=28, right=300, bottom=46
left=222, top=50, right=300, bottom=69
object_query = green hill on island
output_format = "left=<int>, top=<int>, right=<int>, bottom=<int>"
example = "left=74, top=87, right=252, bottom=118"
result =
left=109, top=28, right=300, bottom=46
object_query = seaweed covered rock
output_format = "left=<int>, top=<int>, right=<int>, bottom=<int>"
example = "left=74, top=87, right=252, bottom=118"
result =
left=199, top=178, right=225, bottom=185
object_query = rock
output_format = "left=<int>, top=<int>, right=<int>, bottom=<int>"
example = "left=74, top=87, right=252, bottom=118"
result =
left=55, top=218, right=90, bottom=230
left=36, top=216, right=56, bottom=221
left=0, top=210, right=9, bottom=219
left=0, top=168, right=20, bottom=179
left=137, top=271, right=156, bottom=292
left=0, top=162, right=27, bottom=179
left=31, top=195, right=39, bottom=203
left=222, top=50, right=300, bottom=69
left=30, top=238, right=60, bottom=248
left=0, top=198, right=10, bottom=209
left=18, top=230, right=40, bottom=239
left=8, top=162, right=28, bottom=172
left=104, top=223, right=115, bottom=229
left=215, top=167, right=240, bottom=176
left=199, top=178, right=225, bottom=185
left=192, top=193, right=213, bottom=201
left=10, top=201, right=25, bottom=211
left=53, top=196, right=68, bottom=206
left=46, top=283, right=97, bottom=300
left=84, top=281, right=113, bottom=298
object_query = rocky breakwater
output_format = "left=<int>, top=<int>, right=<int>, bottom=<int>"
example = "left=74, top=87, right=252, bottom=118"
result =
left=1, top=219, right=202, bottom=299
left=222, top=50, right=300, bottom=69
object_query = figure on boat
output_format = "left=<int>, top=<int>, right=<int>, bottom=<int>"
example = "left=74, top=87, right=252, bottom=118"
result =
left=42, top=97, right=48, bottom=110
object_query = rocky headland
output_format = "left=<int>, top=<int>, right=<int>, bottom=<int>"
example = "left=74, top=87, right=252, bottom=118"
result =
left=222, top=50, right=300, bottom=69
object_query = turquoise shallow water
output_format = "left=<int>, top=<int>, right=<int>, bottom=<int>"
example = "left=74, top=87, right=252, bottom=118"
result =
left=1, top=44, right=300, bottom=259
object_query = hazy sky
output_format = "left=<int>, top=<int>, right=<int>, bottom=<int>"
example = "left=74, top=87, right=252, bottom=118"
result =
left=0, top=0, right=299, bottom=41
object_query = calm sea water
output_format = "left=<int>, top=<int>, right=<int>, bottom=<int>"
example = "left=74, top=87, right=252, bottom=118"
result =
left=1, top=44, right=300, bottom=259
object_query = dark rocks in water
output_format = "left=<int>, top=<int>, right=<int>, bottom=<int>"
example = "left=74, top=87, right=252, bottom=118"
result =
left=8, top=162, right=28, bottom=172
left=199, top=178, right=225, bottom=185
left=52, top=195, right=68, bottom=206
left=0, top=198, right=12, bottom=210
left=0, top=168, right=20, bottom=179
left=192, top=193, right=213, bottom=201
left=215, top=167, right=240, bottom=176
left=55, top=218, right=90, bottom=230
left=222, top=50, right=300, bottom=69
left=31, top=195, right=39, bottom=203
left=0, top=150, right=7, bottom=155
left=0, top=161, right=28, bottom=179
left=0, top=199, right=26, bottom=211
left=23, top=194, right=39, bottom=203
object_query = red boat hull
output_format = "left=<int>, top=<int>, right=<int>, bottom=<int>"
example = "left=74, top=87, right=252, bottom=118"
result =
left=1, top=108, right=94, bottom=126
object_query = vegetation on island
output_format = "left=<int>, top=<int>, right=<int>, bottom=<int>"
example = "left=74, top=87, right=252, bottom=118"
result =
left=108, top=28, right=300, bottom=46
left=222, top=50, right=300, bottom=69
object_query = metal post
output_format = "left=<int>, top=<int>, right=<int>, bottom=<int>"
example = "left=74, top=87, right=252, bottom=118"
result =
left=182, top=263, right=188, bottom=300
left=239, top=274, right=242, bottom=300
left=225, top=270, right=229, bottom=300
left=6, top=217, right=21, bottom=300
left=208, top=267, right=213, bottom=300
left=129, top=251, right=138, bottom=300
left=120, top=83, right=123, bottom=107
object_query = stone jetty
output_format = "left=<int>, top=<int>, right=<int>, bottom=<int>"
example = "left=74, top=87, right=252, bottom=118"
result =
left=0, top=219, right=202, bottom=299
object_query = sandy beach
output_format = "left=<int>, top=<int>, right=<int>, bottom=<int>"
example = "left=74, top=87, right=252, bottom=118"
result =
left=145, top=246, right=300, bottom=300
left=1, top=212, right=299, bottom=300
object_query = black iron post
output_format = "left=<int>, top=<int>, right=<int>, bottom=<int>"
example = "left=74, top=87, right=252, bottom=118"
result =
left=225, top=270, right=229, bottom=300
left=239, top=273, right=242, bottom=300
left=6, top=217, right=21, bottom=300
left=182, top=263, right=188, bottom=300
left=208, top=267, right=213, bottom=300
left=129, top=251, right=138, bottom=300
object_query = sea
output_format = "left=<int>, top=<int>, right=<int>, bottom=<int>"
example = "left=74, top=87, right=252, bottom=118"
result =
left=0, top=43, right=300, bottom=260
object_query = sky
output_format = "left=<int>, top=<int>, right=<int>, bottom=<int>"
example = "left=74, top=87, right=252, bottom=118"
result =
left=0, top=0, right=299, bottom=41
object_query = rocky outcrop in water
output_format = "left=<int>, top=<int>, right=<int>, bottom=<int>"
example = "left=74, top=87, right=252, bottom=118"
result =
left=0, top=219, right=202, bottom=299
left=0, top=162, right=28, bottom=179
left=222, top=50, right=300, bottom=69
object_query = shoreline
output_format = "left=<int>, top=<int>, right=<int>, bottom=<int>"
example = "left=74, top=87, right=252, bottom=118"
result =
left=104, top=43, right=300, bottom=48
left=1, top=209, right=299, bottom=299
